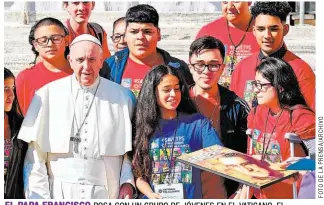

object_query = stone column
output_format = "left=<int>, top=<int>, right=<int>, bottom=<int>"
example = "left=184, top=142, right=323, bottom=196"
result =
left=299, top=1, right=305, bottom=25
left=23, top=1, right=36, bottom=25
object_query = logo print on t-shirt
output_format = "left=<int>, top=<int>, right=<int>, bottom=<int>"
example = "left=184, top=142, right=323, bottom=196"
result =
left=121, top=78, right=132, bottom=89
left=219, top=44, right=253, bottom=88
left=150, top=135, right=192, bottom=185
left=253, top=132, right=282, bottom=163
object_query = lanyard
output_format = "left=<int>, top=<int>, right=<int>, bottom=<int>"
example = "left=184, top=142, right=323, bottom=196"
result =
left=261, top=109, right=283, bottom=161
left=156, top=114, right=179, bottom=184
left=226, top=17, right=253, bottom=73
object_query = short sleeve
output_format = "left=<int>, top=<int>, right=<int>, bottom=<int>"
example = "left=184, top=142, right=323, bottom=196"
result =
left=291, top=109, right=315, bottom=140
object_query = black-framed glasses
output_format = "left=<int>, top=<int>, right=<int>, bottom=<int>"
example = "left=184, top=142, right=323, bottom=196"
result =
left=189, top=63, right=222, bottom=73
left=111, top=33, right=125, bottom=43
left=34, top=35, right=64, bottom=46
left=251, top=80, right=272, bottom=90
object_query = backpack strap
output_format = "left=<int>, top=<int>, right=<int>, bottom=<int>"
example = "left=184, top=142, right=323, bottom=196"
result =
left=89, top=22, right=104, bottom=45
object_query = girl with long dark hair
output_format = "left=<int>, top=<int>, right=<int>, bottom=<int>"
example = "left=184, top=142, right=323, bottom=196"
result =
left=4, top=68, right=27, bottom=198
left=235, top=57, right=315, bottom=199
left=132, top=65, right=222, bottom=199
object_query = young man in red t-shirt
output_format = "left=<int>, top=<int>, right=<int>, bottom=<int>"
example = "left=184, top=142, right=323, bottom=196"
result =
left=230, top=2, right=315, bottom=111
left=16, top=18, right=73, bottom=116
left=196, top=1, right=259, bottom=87
left=188, top=36, right=250, bottom=198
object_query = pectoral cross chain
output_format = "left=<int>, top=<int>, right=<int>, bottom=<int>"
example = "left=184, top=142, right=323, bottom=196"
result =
left=70, top=78, right=101, bottom=154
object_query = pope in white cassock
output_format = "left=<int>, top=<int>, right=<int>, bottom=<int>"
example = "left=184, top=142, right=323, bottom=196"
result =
left=18, top=34, right=137, bottom=199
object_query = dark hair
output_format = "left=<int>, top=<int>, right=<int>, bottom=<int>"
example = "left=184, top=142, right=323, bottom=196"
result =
left=28, top=23, right=39, bottom=63
left=125, top=4, right=159, bottom=27
left=29, top=17, right=69, bottom=64
left=132, top=64, right=196, bottom=181
left=4, top=68, right=24, bottom=139
left=189, top=36, right=226, bottom=62
left=112, top=17, right=126, bottom=34
left=251, top=2, right=292, bottom=22
left=256, top=57, right=308, bottom=109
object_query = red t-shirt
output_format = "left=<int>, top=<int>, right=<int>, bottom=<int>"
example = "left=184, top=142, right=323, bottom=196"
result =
left=247, top=105, right=315, bottom=198
left=230, top=51, right=316, bottom=111
left=16, top=62, right=72, bottom=116
left=121, top=58, right=151, bottom=97
left=65, top=19, right=111, bottom=60
left=196, top=17, right=259, bottom=87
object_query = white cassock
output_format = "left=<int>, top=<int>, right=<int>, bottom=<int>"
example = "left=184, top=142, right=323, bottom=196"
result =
left=18, top=75, right=136, bottom=199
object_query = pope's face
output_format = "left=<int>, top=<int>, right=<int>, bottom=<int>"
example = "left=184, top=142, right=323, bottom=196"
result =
left=68, top=41, right=103, bottom=86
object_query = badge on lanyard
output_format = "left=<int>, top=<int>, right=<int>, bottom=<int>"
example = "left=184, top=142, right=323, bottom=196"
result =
left=154, top=182, right=184, bottom=199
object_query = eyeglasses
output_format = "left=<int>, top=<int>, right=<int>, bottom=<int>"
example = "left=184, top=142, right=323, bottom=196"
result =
left=111, top=34, right=125, bottom=43
left=34, top=35, right=64, bottom=46
left=189, top=63, right=222, bottom=73
left=251, top=80, right=272, bottom=90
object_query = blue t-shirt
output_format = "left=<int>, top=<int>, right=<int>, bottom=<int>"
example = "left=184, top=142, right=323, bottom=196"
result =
left=148, top=112, right=222, bottom=199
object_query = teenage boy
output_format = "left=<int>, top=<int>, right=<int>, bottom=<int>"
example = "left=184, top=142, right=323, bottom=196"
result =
left=100, top=4, right=193, bottom=97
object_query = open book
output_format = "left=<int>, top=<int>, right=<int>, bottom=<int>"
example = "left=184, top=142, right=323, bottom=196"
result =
left=176, top=144, right=298, bottom=189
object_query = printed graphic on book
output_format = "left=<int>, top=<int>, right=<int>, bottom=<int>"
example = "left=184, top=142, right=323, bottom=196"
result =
left=176, top=144, right=297, bottom=189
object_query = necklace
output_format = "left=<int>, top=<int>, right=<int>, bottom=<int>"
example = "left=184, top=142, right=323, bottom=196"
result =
left=226, top=17, right=253, bottom=74
left=193, top=86, right=221, bottom=128
left=261, top=108, right=283, bottom=161
left=70, top=77, right=100, bottom=153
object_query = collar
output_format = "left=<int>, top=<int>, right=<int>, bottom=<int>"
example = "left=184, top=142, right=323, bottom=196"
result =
left=258, top=43, right=287, bottom=60
left=71, top=74, right=100, bottom=99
